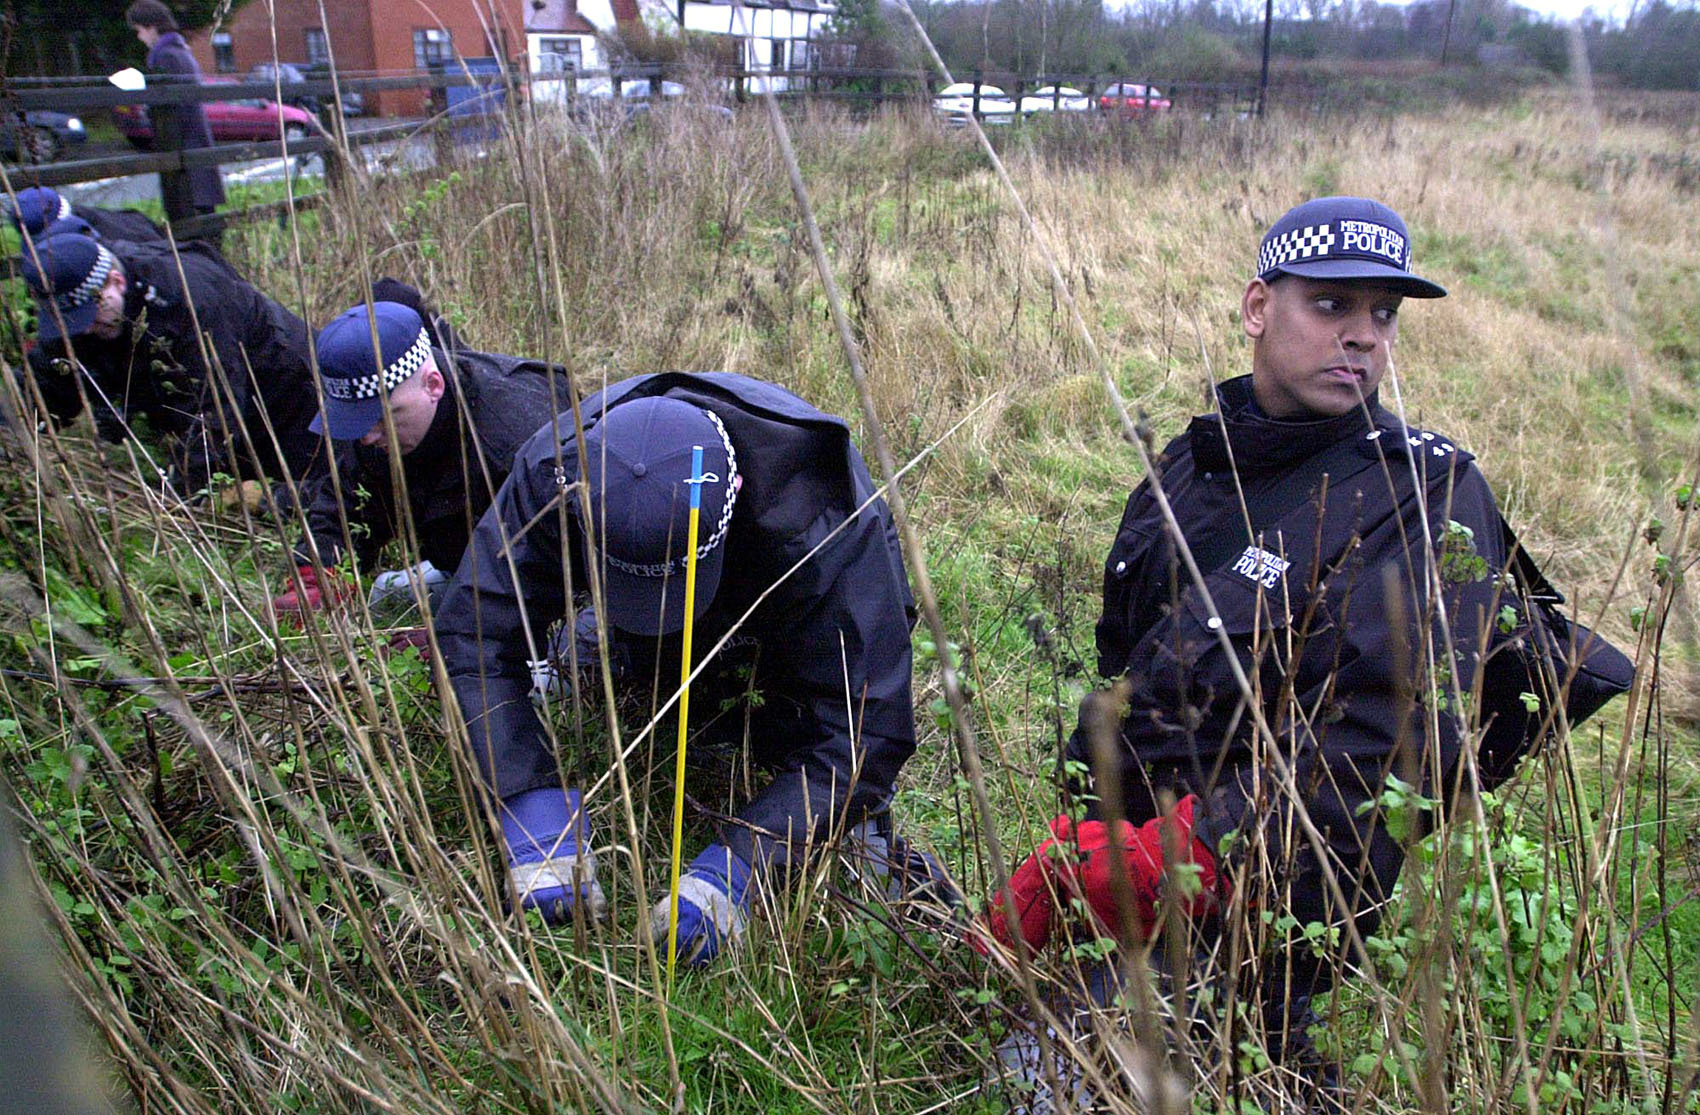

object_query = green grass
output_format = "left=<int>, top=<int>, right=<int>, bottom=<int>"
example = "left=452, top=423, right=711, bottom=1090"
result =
left=3, top=90, right=1699, bottom=1113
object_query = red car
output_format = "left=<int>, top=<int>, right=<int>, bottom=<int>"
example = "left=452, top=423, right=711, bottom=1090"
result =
left=1098, top=82, right=1172, bottom=117
left=114, top=92, right=315, bottom=149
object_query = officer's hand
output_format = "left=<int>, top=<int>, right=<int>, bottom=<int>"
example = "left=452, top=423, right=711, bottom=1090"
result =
left=366, top=562, right=447, bottom=611
left=979, top=796, right=1221, bottom=954
left=218, top=480, right=266, bottom=515
left=976, top=815, right=1074, bottom=954
left=384, top=626, right=434, bottom=663
left=270, top=565, right=351, bottom=626
left=650, top=844, right=753, bottom=966
left=502, top=787, right=607, bottom=925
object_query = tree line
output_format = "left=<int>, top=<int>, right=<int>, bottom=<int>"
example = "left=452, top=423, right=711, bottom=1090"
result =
left=835, top=0, right=1700, bottom=90
left=0, top=0, right=1693, bottom=91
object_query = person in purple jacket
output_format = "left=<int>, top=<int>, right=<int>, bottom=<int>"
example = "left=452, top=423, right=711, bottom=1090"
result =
left=125, top=1, right=225, bottom=238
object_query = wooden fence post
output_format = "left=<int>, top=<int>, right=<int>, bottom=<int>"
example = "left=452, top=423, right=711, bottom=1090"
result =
left=317, top=97, right=346, bottom=193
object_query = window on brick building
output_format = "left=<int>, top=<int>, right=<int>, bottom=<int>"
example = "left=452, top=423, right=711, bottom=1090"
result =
left=538, top=37, right=581, bottom=73
left=212, top=32, right=235, bottom=73
left=305, top=28, right=330, bottom=66
left=413, top=28, right=453, bottom=70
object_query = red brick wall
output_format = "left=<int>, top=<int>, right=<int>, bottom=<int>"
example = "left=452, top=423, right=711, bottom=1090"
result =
left=368, top=0, right=526, bottom=116
left=190, top=0, right=375, bottom=78
left=189, top=0, right=524, bottom=118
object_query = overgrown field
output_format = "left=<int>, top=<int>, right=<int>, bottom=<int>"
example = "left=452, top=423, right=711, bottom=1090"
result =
left=2, top=90, right=1698, bottom=1113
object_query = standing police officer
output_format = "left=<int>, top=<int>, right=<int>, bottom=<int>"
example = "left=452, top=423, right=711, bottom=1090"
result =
left=436, top=372, right=939, bottom=962
left=19, top=231, right=323, bottom=497
left=275, top=299, right=561, bottom=621
left=984, top=197, right=1628, bottom=1102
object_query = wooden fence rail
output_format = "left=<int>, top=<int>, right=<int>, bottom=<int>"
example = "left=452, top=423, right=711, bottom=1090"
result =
left=3, top=63, right=1261, bottom=240
left=6, top=71, right=511, bottom=113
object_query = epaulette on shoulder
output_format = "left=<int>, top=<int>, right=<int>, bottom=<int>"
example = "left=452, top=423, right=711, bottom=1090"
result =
left=1357, top=424, right=1475, bottom=479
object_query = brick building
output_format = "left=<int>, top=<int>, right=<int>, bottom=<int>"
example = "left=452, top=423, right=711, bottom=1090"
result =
left=189, top=0, right=526, bottom=118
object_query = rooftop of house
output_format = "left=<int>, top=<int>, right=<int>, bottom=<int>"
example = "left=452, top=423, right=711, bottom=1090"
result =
left=681, top=0, right=836, bottom=9
left=526, top=0, right=599, bottom=33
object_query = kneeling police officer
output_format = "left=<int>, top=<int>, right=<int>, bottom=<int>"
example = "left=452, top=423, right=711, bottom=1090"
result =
left=5, top=186, right=169, bottom=247
left=436, top=372, right=945, bottom=961
left=276, top=297, right=561, bottom=621
left=19, top=231, right=325, bottom=497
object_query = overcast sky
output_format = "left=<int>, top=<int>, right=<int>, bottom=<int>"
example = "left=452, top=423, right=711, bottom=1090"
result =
left=1403, top=0, right=1635, bottom=22
left=1504, top=0, right=1631, bottom=19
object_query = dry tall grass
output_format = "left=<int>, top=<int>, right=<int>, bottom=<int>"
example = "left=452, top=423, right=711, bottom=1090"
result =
left=2, top=88, right=1697, bottom=1113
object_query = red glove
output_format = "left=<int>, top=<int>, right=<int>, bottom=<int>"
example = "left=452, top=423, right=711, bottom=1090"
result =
left=982, top=795, right=1222, bottom=953
left=270, top=565, right=350, bottom=623
left=383, top=626, right=434, bottom=662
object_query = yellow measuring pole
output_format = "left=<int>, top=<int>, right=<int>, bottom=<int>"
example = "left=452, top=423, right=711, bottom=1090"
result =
left=665, top=445, right=705, bottom=990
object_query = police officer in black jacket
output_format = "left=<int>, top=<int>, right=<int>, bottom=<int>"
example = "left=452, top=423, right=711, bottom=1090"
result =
left=19, top=231, right=324, bottom=497
left=986, top=197, right=1629, bottom=1104
left=5, top=186, right=169, bottom=246
left=435, top=372, right=937, bottom=961
left=275, top=298, right=562, bottom=620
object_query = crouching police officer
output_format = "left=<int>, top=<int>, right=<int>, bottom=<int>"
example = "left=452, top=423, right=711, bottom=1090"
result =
left=18, top=231, right=325, bottom=498
left=275, top=298, right=560, bottom=623
left=435, top=372, right=947, bottom=961
left=5, top=186, right=168, bottom=247
left=982, top=197, right=1627, bottom=1106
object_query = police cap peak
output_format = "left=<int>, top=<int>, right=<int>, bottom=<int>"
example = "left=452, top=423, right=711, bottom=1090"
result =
left=310, top=301, right=433, bottom=440
left=1258, top=196, right=1446, bottom=299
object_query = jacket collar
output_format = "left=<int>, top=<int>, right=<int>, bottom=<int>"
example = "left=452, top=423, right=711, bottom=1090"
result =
left=1189, top=374, right=1391, bottom=473
left=146, top=32, right=188, bottom=67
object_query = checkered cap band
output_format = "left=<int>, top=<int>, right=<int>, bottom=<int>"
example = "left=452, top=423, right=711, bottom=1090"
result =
left=322, top=326, right=432, bottom=402
left=604, top=408, right=740, bottom=578
left=1258, top=217, right=1410, bottom=279
left=2, top=192, right=69, bottom=224
left=49, top=244, right=116, bottom=316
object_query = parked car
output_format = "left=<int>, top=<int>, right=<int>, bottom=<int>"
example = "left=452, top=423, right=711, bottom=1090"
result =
left=1, top=111, right=88, bottom=164
left=1019, top=85, right=1091, bottom=114
left=246, top=62, right=321, bottom=117
left=250, top=62, right=365, bottom=119
left=1098, top=82, right=1171, bottom=116
left=114, top=90, right=317, bottom=149
left=933, top=82, right=1017, bottom=127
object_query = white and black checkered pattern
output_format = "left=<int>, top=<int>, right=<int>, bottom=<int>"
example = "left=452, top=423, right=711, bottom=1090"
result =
left=1258, top=222, right=1337, bottom=277
left=2, top=192, right=70, bottom=224
left=323, top=327, right=431, bottom=401
left=50, top=244, right=116, bottom=316
left=605, top=407, right=741, bottom=578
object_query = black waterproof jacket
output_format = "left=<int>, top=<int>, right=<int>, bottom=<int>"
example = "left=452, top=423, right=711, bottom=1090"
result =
left=295, top=346, right=564, bottom=573
left=1070, top=375, right=1511, bottom=940
left=75, top=205, right=169, bottom=245
left=436, top=372, right=919, bottom=870
left=50, top=240, right=323, bottom=492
